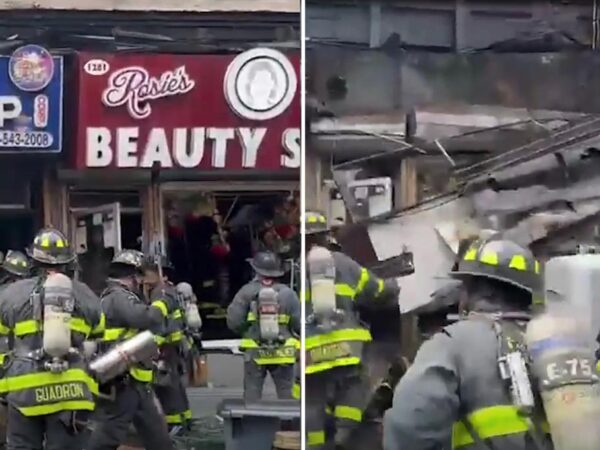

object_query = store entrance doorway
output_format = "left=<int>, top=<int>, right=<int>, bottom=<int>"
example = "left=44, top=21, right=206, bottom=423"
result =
left=0, top=213, right=35, bottom=257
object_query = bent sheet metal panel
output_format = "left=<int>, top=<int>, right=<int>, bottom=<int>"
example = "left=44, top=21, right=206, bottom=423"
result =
left=367, top=195, right=476, bottom=313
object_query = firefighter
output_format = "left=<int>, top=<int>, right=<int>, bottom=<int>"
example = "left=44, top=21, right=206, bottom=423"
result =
left=142, top=257, right=191, bottom=433
left=0, top=250, right=30, bottom=287
left=304, top=211, right=400, bottom=450
left=384, top=238, right=547, bottom=450
left=227, top=251, right=301, bottom=401
left=0, top=227, right=104, bottom=450
left=86, top=249, right=174, bottom=450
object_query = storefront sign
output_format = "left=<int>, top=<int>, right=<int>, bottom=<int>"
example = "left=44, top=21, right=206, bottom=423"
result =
left=0, top=45, right=63, bottom=153
left=75, top=49, right=300, bottom=170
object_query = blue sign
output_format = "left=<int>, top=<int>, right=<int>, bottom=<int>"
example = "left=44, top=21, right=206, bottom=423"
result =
left=0, top=46, right=63, bottom=153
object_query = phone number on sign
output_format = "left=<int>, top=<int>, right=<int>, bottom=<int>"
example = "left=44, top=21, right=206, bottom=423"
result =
left=0, top=131, right=53, bottom=148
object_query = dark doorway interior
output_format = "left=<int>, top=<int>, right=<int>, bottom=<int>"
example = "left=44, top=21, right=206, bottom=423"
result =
left=0, top=214, right=35, bottom=256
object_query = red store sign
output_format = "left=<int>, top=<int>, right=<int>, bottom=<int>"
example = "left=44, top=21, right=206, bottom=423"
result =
left=74, top=49, right=300, bottom=170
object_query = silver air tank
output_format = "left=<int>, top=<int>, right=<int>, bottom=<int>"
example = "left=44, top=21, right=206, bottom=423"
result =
left=176, top=282, right=202, bottom=330
left=525, top=254, right=600, bottom=450
left=307, top=246, right=336, bottom=317
left=89, top=330, right=158, bottom=384
left=42, top=273, right=73, bottom=358
left=257, top=286, right=280, bottom=342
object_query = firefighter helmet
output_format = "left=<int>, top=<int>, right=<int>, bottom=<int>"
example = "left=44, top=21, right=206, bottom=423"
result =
left=28, top=228, right=75, bottom=265
left=304, top=211, right=329, bottom=235
left=111, top=249, right=144, bottom=269
left=2, top=250, right=30, bottom=278
left=450, top=238, right=541, bottom=293
left=248, top=251, right=284, bottom=277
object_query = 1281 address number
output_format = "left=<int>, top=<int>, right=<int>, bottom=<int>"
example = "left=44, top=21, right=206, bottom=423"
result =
left=0, top=130, right=53, bottom=148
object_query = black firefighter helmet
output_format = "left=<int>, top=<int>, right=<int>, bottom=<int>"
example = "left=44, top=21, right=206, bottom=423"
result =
left=248, top=251, right=284, bottom=278
left=111, top=249, right=144, bottom=270
left=28, top=228, right=75, bottom=266
left=2, top=250, right=31, bottom=278
left=450, top=238, right=541, bottom=294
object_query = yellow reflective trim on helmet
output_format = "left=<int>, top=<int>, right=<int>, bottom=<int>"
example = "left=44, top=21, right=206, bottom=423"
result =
left=307, top=216, right=318, bottom=223
left=305, top=328, right=371, bottom=350
left=307, top=431, right=326, bottom=446
left=479, top=251, right=498, bottom=266
left=463, top=248, right=477, bottom=261
left=151, top=300, right=168, bottom=317
left=18, top=400, right=95, bottom=417
left=40, top=236, right=51, bottom=248
left=508, top=255, right=527, bottom=271
left=451, top=405, right=534, bottom=448
left=334, top=405, right=362, bottom=422
left=55, top=239, right=65, bottom=248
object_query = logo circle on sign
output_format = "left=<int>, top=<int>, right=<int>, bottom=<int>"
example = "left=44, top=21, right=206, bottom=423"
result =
left=8, top=45, right=55, bottom=92
left=224, top=48, right=297, bottom=121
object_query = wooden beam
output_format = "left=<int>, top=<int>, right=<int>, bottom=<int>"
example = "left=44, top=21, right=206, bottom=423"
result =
left=400, top=158, right=418, bottom=208
left=0, top=0, right=299, bottom=12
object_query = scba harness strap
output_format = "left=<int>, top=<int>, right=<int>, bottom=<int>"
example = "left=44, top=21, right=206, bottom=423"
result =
left=452, top=316, right=550, bottom=450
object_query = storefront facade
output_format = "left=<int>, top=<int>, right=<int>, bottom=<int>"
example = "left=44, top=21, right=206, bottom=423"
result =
left=49, top=48, right=300, bottom=336
left=0, top=45, right=65, bottom=253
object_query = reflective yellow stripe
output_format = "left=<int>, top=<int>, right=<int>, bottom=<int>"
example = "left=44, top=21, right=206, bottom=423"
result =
left=334, top=405, right=362, bottom=422
left=246, top=313, right=291, bottom=324
left=69, top=317, right=91, bottom=336
left=452, top=405, right=533, bottom=448
left=0, top=368, right=98, bottom=395
left=91, top=313, right=106, bottom=336
left=355, top=268, right=369, bottom=296
left=151, top=300, right=168, bottom=317
left=155, top=335, right=166, bottom=345
left=534, top=261, right=541, bottom=274
left=102, top=328, right=136, bottom=342
left=18, top=400, right=95, bottom=417
left=171, top=309, right=183, bottom=320
left=168, top=330, right=183, bottom=343
left=376, top=279, right=384, bottom=296
left=14, top=320, right=39, bottom=336
left=463, top=248, right=477, bottom=261
left=325, top=405, right=333, bottom=415
left=596, top=360, right=600, bottom=373
left=14, top=318, right=94, bottom=337
left=479, top=251, right=498, bottom=266
left=509, top=255, right=527, bottom=271
left=302, top=290, right=310, bottom=302
left=240, top=338, right=258, bottom=349
left=165, top=409, right=192, bottom=424
left=305, top=356, right=361, bottom=375
left=254, top=357, right=296, bottom=365
left=307, top=430, right=326, bottom=446
left=0, top=322, right=9, bottom=335
left=0, top=354, right=6, bottom=365
left=292, top=383, right=300, bottom=399
left=305, top=328, right=371, bottom=350
left=335, top=284, right=355, bottom=299
left=130, top=367, right=153, bottom=383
